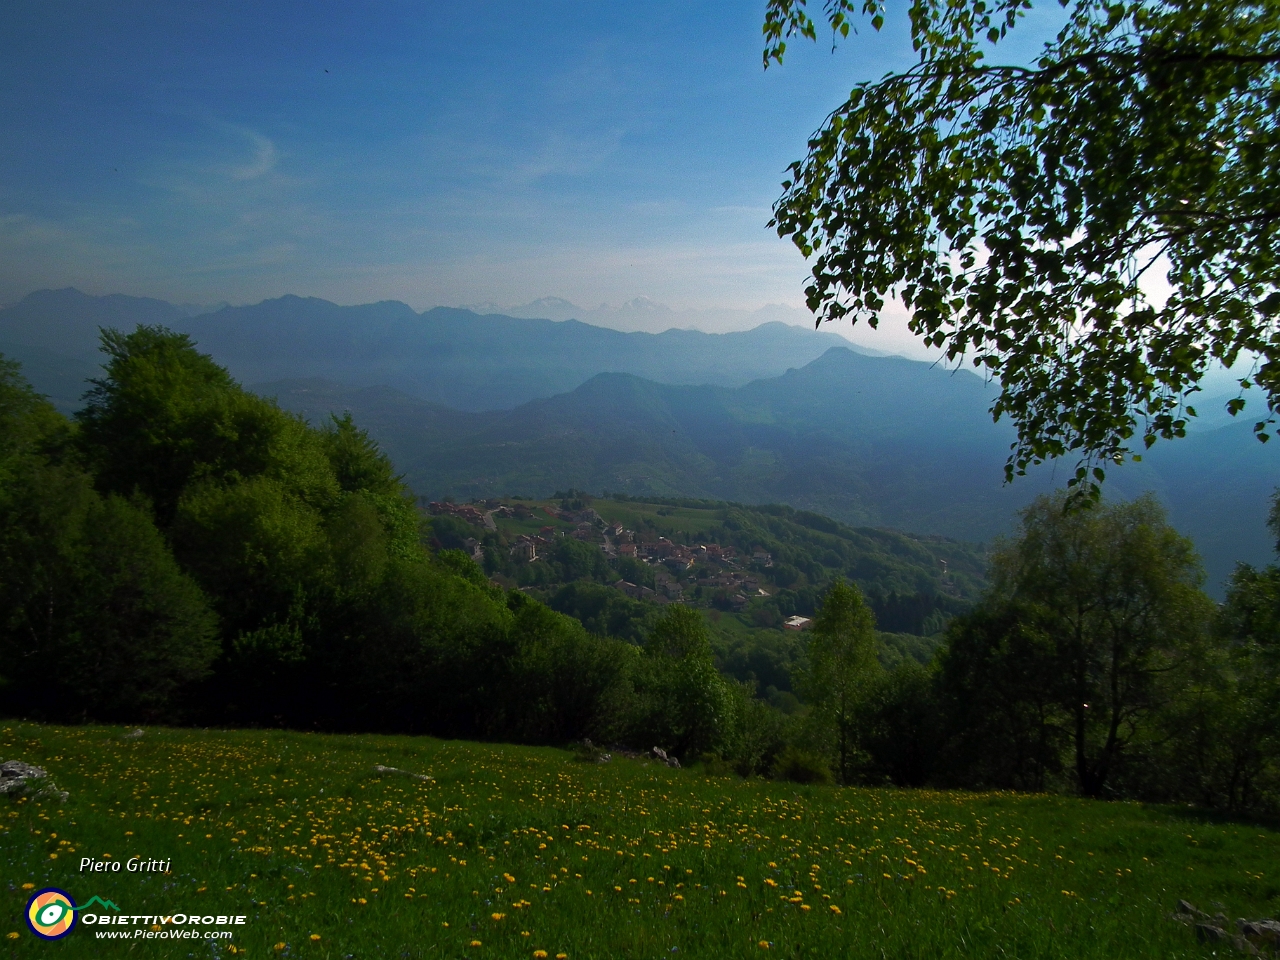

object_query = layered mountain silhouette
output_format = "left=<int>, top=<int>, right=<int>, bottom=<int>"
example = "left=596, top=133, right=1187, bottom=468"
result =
left=0, top=288, right=852, bottom=412
left=2, top=287, right=1275, bottom=592
left=261, top=347, right=1278, bottom=593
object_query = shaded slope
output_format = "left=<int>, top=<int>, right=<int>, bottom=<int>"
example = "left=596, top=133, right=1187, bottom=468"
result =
left=260, top=347, right=1044, bottom=540
left=263, top=347, right=1278, bottom=593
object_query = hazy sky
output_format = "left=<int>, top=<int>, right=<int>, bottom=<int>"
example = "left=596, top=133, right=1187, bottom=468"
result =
left=0, top=1, right=1061, bottom=351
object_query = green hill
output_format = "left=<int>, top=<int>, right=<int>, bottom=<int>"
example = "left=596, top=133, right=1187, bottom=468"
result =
left=264, top=349, right=1279, bottom=592
left=262, top=348, right=1027, bottom=542
left=3, top=721, right=1276, bottom=958
left=427, top=493, right=983, bottom=701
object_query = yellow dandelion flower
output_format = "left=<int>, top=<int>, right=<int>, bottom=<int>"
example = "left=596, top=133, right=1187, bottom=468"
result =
left=274, top=944, right=286, bottom=953
left=470, top=940, right=482, bottom=947
left=534, top=952, right=548, bottom=959
left=491, top=913, right=505, bottom=921
left=7, top=933, right=20, bottom=940
left=830, top=905, right=842, bottom=914
left=21, top=884, right=34, bottom=890
left=310, top=934, right=321, bottom=941
left=759, top=941, right=770, bottom=949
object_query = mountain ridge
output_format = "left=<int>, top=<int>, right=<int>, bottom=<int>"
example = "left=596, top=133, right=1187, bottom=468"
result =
left=2, top=287, right=1274, bottom=593
left=258, top=346, right=1277, bottom=594
left=0, top=287, right=858, bottom=412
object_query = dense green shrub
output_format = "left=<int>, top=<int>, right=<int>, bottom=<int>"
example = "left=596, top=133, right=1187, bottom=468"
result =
left=627, top=605, right=734, bottom=758
left=771, top=746, right=833, bottom=785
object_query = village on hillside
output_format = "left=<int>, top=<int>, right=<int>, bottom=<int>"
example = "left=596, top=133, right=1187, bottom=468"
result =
left=426, top=497, right=814, bottom=629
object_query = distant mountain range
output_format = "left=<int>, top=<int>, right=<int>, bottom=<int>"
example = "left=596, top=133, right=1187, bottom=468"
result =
left=0, top=287, right=853, bottom=412
left=459, top=295, right=896, bottom=344
left=260, top=347, right=1278, bottom=594
left=1, top=287, right=1275, bottom=594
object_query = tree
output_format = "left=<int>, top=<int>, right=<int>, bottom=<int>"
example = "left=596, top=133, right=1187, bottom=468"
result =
left=631, top=605, right=731, bottom=758
left=78, top=326, right=340, bottom=527
left=936, top=600, right=1071, bottom=791
left=0, top=358, right=218, bottom=721
left=860, top=658, right=944, bottom=787
left=764, top=0, right=1280, bottom=494
left=801, top=580, right=880, bottom=783
left=984, top=493, right=1211, bottom=796
left=1188, top=491, right=1280, bottom=810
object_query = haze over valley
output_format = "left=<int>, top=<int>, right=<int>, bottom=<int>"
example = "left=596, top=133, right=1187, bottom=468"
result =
left=1, top=286, right=1272, bottom=593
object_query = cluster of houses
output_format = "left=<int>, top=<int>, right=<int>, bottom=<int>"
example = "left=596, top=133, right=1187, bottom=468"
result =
left=614, top=574, right=684, bottom=604
left=435, top=499, right=787, bottom=615
left=427, top=501, right=486, bottom=524
left=615, top=535, right=736, bottom=567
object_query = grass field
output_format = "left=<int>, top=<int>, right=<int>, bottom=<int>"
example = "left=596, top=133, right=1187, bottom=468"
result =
left=592, top=502, right=728, bottom=542
left=3, top=723, right=1276, bottom=958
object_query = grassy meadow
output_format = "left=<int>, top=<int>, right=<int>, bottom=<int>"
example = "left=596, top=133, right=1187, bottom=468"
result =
left=3, top=723, right=1276, bottom=959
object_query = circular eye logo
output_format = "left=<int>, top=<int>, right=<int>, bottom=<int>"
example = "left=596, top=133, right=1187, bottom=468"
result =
left=26, top=888, right=77, bottom=940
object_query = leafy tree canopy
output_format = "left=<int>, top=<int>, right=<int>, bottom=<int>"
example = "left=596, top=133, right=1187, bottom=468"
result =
left=979, top=493, right=1211, bottom=795
left=0, top=357, right=218, bottom=721
left=801, top=580, right=881, bottom=783
left=765, top=0, right=1280, bottom=494
left=78, top=326, right=336, bottom=523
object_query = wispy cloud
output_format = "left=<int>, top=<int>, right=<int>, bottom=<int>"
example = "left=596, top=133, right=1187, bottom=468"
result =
left=227, top=128, right=278, bottom=181
left=488, top=127, right=626, bottom=185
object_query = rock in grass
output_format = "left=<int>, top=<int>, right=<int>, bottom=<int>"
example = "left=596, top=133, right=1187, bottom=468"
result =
left=373, top=764, right=432, bottom=781
left=1178, top=906, right=1280, bottom=957
left=1238, top=919, right=1280, bottom=951
left=0, top=760, right=68, bottom=802
left=0, top=760, right=46, bottom=794
left=651, top=747, right=681, bottom=769
left=1196, top=923, right=1226, bottom=943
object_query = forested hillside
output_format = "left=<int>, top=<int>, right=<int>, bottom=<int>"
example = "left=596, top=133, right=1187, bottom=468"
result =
left=429, top=492, right=981, bottom=709
left=267, top=349, right=1279, bottom=590
left=1, top=328, right=1277, bottom=812
left=3, top=288, right=1275, bottom=589
left=0, top=332, right=744, bottom=762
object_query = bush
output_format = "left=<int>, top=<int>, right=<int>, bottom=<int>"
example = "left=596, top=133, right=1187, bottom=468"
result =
left=626, top=606, right=733, bottom=759
left=771, top=746, right=833, bottom=785
left=721, top=683, right=790, bottom=777
left=694, top=752, right=738, bottom=776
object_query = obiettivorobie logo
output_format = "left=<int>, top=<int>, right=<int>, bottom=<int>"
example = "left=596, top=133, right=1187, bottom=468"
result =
left=22, top=889, right=247, bottom=941
left=25, top=889, right=120, bottom=940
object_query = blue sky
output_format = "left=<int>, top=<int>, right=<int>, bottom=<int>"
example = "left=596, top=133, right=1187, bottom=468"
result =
left=0, top=1, right=1060, bottom=344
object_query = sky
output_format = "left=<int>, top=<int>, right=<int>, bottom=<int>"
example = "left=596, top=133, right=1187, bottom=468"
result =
left=0, top=0, right=1063, bottom=355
